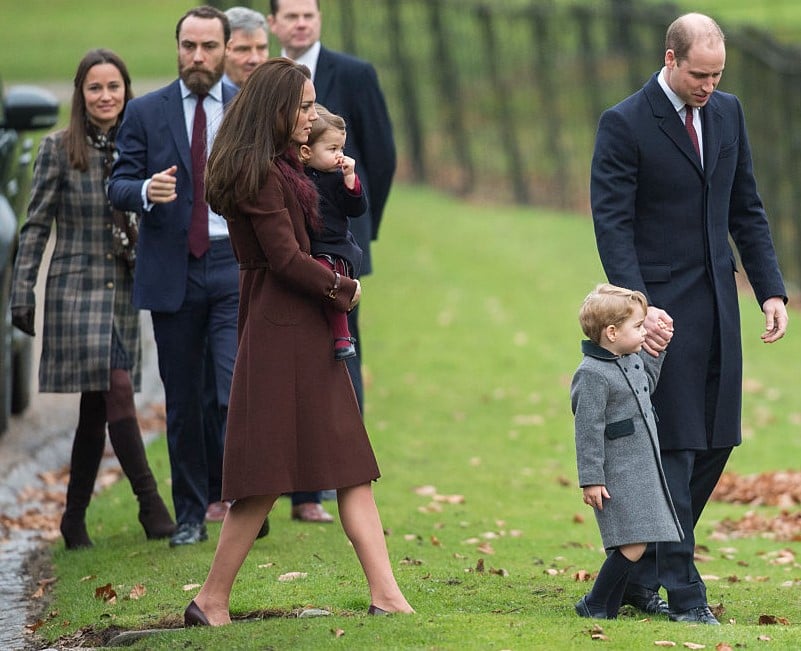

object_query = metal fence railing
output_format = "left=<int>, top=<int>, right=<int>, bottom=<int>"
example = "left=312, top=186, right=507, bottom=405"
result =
left=244, top=0, right=801, bottom=288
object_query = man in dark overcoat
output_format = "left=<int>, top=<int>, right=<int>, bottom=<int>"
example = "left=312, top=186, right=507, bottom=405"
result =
left=590, top=12, right=788, bottom=624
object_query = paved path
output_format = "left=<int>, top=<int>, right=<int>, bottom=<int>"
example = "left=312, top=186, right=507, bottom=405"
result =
left=0, top=236, right=164, bottom=650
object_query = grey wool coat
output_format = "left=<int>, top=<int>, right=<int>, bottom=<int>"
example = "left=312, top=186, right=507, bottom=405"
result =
left=10, top=130, right=141, bottom=392
left=571, top=340, right=682, bottom=549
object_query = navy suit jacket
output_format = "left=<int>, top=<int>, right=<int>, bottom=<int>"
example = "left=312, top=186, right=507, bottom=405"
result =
left=313, top=46, right=395, bottom=276
left=108, top=79, right=237, bottom=312
left=591, top=73, right=785, bottom=451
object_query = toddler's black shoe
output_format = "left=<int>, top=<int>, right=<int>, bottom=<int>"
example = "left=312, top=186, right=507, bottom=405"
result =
left=334, top=337, right=357, bottom=360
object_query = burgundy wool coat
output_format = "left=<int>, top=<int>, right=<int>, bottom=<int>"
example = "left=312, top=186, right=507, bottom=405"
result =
left=221, top=164, right=380, bottom=500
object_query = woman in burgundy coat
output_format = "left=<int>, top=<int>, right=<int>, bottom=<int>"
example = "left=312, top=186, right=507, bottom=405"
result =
left=183, top=59, right=413, bottom=627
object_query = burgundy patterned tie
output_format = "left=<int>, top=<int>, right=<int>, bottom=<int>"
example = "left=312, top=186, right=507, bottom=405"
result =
left=188, top=93, right=209, bottom=258
left=684, top=105, right=700, bottom=158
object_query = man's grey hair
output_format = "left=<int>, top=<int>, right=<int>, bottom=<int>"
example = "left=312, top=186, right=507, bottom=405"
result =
left=225, top=6, right=267, bottom=34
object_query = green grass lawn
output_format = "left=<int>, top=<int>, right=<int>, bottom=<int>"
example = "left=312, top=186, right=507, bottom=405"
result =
left=34, top=184, right=801, bottom=649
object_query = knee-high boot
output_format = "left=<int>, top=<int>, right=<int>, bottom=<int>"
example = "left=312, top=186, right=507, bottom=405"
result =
left=61, top=393, right=107, bottom=550
left=107, top=417, right=176, bottom=539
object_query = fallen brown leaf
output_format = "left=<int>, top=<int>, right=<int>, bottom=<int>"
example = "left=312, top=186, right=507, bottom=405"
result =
left=654, top=642, right=676, bottom=648
left=94, top=583, right=117, bottom=603
left=277, top=572, right=307, bottom=582
left=128, top=584, right=146, bottom=600
left=331, top=628, right=345, bottom=637
left=574, top=569, right=593, bottom=582
left=758, top=614, right=790, bottom=625
left=25, top=620, right=45, bottom=633
left=682, top=643, right=705, bottom=650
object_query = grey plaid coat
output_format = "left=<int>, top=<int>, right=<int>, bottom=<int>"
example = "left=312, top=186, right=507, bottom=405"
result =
left=10, top=130, right=141, bottom=392
left=571, top=340, right=682, bottom=549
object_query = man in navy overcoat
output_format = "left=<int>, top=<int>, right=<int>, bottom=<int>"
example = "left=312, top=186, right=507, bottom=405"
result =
left=590, top=13, right=788, bottom=624
left=109, top=6, right=238, bottom=547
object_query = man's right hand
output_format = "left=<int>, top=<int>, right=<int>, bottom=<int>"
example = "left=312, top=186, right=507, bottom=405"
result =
left=146, top=165, right=178, bottom=204
left=643, top=305, right=673, bottom=357
left=11, top=305, right=35, bottom=336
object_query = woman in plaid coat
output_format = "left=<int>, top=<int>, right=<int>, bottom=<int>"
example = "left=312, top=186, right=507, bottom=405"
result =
left=10, top=49, right=174, bottom=549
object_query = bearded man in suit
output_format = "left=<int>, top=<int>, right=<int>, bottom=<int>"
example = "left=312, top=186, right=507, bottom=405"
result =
left=109, top=6, right=239, bottom=547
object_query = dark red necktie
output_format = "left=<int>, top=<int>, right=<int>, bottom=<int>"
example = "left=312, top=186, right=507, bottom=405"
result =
left=188, top=93, right=209, bottom=258
left=684, top=105, right=701, bottom=158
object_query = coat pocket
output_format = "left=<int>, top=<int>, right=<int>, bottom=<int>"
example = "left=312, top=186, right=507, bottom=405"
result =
left=640, top=264, right=671, bottom=283
left=605, top=418, right=635, bottom=440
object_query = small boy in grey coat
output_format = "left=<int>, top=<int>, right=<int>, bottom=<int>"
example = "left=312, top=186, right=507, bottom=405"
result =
left=571, top=284, right=683, bottom=619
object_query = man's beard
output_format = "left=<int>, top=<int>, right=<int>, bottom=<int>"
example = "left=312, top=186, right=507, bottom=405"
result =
left=179, top=58, right=224, bottom=95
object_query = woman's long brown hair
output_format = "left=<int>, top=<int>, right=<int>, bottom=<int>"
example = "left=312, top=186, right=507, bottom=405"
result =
left=205, top=58, right=312, bottom=219
left=66, top=48, right=133, bottom=171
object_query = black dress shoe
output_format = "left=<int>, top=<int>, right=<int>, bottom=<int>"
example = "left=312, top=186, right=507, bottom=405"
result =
left=574, top=595, right=608, bottom=619
left=621, top=588, right=670, bottom=615
left=184, top=600, right=210, bottom=627
left=169, top=522, right=208, bottom=547
left=669, top=605, right=720, bottom=625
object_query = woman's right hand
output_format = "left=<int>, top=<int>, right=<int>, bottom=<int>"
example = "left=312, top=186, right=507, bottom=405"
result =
left=348, top=279, right=361, bottom=311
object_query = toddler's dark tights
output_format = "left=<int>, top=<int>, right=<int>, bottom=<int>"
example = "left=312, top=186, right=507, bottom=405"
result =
left=586, top=548, right=636, bottom=618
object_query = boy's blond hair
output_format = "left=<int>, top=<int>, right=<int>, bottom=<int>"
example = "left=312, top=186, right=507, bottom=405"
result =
left=579, top=283, right=648, bottom=344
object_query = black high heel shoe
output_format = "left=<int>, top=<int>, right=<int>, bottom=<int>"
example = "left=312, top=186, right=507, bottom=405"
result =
left=184, top=600, right=211, bottom=627
left=367, top=604, right=390, bottom=616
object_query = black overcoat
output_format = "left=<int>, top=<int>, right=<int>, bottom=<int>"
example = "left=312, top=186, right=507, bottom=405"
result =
left=591, top=74, right=786, bottom=451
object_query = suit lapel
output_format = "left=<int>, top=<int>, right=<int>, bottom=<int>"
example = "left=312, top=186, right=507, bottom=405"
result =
left=164, top=81, right=192, bottom=174
left=644, top=76, right=703, bottom=176
left=700, top=99, right=723, bottom=180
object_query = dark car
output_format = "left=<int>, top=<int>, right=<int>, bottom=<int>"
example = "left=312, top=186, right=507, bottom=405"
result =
left=0, top=82, right=59, bottom=433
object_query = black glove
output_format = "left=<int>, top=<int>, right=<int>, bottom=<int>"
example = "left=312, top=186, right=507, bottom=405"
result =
left=11, top=305, right=35, bottom=336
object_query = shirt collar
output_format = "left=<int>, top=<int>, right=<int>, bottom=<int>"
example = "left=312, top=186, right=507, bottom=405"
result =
left=657, top=67, right=687, bottom=114
left=221, top=73, right=239, bottom=91
left=179, top=78, right=224, bottom=102
left=282, top=40, right=321, bottom=81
